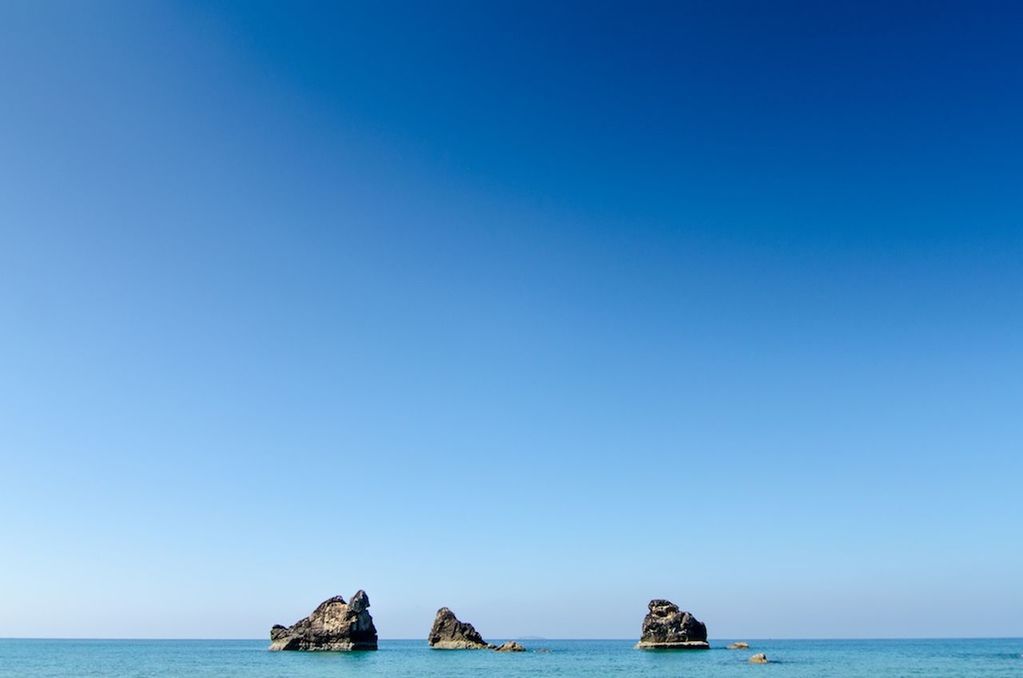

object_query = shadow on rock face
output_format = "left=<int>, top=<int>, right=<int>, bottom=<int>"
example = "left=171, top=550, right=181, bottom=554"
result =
left=269, top=590, right=378, bottom=651
left=635, top=599, right=710, bottom=650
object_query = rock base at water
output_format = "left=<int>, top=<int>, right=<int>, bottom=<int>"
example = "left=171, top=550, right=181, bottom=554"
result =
left=635, top=599, right=710, bottom=650
left=269, top=590, right=378, bottom=651
left=636, top=640, right=711, bottom=649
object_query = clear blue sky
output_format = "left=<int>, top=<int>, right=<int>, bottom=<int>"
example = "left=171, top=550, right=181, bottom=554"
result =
left=1, top=0, right=1021, bottom=639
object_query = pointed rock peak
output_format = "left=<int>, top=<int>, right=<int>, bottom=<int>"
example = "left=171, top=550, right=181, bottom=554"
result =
left=428, top=607, right=489, bottom=649
left=349, top=590, right=370, bottom=613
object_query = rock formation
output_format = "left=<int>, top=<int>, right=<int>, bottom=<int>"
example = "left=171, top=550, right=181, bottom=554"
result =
left=494, top=641, right=526, bottom=652
left=428, top=608, right=490, bottom=649
left=749, top=653, right=769, bottom=663
left=728, top=641, right=750, bottom=649
left=635, top=599, right=709, bottom=649
left=269, top=590, right=378, bottom=651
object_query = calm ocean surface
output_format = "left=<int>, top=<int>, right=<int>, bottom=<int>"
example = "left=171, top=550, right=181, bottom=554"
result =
left=1, top=638, right=1021, bottom=677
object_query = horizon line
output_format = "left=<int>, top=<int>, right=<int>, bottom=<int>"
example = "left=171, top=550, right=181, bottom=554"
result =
left=3, top=636, right=1022, bottom=642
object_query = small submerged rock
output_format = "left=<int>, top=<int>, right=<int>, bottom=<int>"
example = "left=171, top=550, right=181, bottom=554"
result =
left=728, top=641, right=750, bottom=649
left=269, top=590, right=378, bottom=651
left=635, top=599, right=710, bottom=650
left=494, top=641, right=526, bottom=652
left=749, top=653, right=769, bottom=664
left=428, top=608, right=490, bottom=649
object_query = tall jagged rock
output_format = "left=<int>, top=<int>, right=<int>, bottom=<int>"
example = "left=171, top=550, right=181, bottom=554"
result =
left=269, top=590, right=378, bottom=651
left=428, top=607, right=491, bottom=649
left=635, top=599, right=709, bottom=649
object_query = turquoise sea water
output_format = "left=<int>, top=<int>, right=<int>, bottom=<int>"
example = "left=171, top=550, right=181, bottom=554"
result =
left=2, top=638, right=1021, bottom=677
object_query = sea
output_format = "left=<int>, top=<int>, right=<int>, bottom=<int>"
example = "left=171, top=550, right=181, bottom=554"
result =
left=1, top=638, right=1021, bottom=677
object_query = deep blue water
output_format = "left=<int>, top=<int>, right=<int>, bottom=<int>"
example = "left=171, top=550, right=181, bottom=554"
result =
left=1, top=638, right=1021, bottom=677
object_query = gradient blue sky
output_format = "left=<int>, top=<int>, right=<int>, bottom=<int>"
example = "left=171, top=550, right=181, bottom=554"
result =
left=1, top=0, right=1021, bottom=639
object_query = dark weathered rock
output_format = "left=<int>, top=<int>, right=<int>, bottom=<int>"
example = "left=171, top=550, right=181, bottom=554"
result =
left=428, top=607, right=490, bottom=649
left=635, top=599, right=709, bottom=650
left=749, top=653, right=769, bottom=663
left=494, top=641, right=526, bottom=652
left=269, top=591, right=378, bottom=651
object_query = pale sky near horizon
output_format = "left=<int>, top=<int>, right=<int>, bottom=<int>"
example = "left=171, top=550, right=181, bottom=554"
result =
left=1, top=0, right=1021, bottom=639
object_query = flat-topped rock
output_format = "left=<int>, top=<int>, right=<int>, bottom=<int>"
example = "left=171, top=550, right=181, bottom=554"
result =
left=269, top=590, right=378, bottom=651
left=494, top=641, right=526, bottom=652
left=728, top=641, right=750, bottom=649
left=635, top=599, right=709, bottom=650
left=428, top=608, right=490, bottom=649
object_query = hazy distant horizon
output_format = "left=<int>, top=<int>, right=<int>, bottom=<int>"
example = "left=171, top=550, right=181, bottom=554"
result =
left=4, top=635, right=1023, bottom=641
left=2, top=0, right=1021, bottom=640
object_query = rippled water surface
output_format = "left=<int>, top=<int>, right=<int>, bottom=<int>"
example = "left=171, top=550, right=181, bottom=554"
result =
left=2, top=638, right=1021, bottom=677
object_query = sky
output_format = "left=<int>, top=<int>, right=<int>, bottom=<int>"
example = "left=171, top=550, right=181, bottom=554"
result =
left=0, top=0, right=1021, bottom=639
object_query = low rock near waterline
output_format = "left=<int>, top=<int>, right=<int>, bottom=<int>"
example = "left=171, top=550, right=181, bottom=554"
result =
left=749, top=653, right=769, bottom=664
left=428, top=608, right=491, bottom=649
left=728, top=642, right=750, bottom=649
left=494, top=641, right=526, bottom=652
left=635, top=599, right=709, bottom=650
left=269, top=590, right=378, bottom=651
